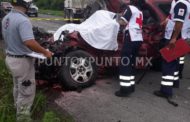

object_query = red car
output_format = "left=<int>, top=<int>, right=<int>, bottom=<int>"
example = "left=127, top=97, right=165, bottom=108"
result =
left=36, top=0, right=172, bottom=89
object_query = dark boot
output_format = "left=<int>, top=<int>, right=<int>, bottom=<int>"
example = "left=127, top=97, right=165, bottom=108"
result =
left=173, top=81, right=179, bottom=88
left=153, top=90, right=172, bottom=98
left=179, top=73, right=183, bottom=79
left=115, top=87, right=132, bottom=97
left=131, top=85, right=135, bottom=93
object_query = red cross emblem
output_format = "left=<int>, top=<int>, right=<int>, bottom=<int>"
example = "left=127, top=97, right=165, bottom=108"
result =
left=136, top=14, right=143, bottom=29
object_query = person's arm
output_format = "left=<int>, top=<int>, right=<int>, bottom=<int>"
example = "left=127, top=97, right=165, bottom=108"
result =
left=117, top=19, right=128, bottom=26
left=18, top=20, right=53, bottom=58
left=169, top=21, right=183, bottom=49
left=170, top=22, right=183, bottom=41
left=117, top=6, right=132, bottom=26
left=24, top=39, right=52, bottom=58
left=168, top=2, right=187, bottom=48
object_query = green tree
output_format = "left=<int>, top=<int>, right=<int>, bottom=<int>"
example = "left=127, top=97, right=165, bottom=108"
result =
left=35, top=0, right=65, bottom=10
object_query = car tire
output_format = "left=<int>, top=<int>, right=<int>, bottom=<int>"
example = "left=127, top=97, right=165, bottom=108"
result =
left=59, top=50, right=97, bottom=89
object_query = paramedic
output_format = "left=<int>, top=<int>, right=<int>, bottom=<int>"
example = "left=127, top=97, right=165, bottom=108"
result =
left=154, top=0, right=190, bottom=98
left=161, top=0, right=185, bottom=79
left=115, top=0, right=143, bottom=97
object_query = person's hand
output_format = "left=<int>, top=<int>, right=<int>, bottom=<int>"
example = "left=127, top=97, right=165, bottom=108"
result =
left=44, top=50, right=53, bottom=58
left=167, top=38, right=176, bottom=50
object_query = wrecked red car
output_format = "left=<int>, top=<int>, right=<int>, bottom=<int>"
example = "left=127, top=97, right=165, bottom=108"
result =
left=35, top=0, right=172, bottom=89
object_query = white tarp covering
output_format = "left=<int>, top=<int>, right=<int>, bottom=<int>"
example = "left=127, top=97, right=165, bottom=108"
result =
left=54, top=10, right=120, bottom=51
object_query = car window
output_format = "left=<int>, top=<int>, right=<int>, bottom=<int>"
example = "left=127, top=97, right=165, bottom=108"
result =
left=158, top=3, right=171, bottom=16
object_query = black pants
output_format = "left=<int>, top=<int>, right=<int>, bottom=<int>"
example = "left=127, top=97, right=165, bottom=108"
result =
left=160, top=38, right=180, bottom=96
left=179, top=56, right=185, bottom=78
left=119, top=31, right=142, bottom=93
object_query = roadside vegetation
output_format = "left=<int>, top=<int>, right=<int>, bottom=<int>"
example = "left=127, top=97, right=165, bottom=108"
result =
left=34, top=0, right=64, bottom=10
left=1, top=0, right=73, bottom=121
left=2, top=0, right=65, bottom=16
left=0, top=49, right=74, bottom=122
left=35, top=0, right=65, bottom=16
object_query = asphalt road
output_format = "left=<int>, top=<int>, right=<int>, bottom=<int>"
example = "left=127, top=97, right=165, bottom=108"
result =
left=31, top=14, right=66, bottom=33
left=31, top=14, right=190, bottom=122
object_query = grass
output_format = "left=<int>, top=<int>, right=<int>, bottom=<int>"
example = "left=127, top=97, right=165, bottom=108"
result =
left=0, top=49, right=74, bottom=122
left=39, top=9, right=64, bottom=16
left=0, top=51, right=15, bottom=122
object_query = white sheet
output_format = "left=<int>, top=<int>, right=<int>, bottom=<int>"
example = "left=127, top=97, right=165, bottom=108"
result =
left=54, top=10, right=120, bottom=51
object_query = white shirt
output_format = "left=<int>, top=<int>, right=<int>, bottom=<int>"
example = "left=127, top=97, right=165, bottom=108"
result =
left=121, top=5, right=143, bottom=41
left=164, top=0, right=177, bottom=39
left=165, top=0, right=190, bottom=40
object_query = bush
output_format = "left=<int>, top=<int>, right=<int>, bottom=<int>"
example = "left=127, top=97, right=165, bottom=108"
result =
left=0, top=55, right=16, bottom=122
left=42, top=111, right=60, bottom=122
left=0, top=52, right=72, bottom=122
left=35, top=0, right=65, bottom=10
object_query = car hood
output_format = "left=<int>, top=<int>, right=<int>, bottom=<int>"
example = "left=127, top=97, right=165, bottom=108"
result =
left=54, top=10, right=119, bottom=51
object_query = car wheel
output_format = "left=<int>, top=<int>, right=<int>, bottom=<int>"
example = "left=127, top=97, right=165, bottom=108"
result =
left=59, top=50, right=97, bottom=89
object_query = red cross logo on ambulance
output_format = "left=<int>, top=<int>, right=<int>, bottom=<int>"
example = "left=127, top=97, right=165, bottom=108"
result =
left=178, top=8, right=185, bottom=16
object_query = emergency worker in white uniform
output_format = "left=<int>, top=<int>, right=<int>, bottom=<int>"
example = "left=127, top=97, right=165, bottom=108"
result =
left=162, top=0, right=186, bottom=79
left=154, top=0, right=190, bottom=98
left=115, top=0, right=143, bottom=97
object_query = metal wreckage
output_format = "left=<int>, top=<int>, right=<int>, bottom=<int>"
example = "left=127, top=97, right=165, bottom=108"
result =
left=32, top=0, right=174, bottom=90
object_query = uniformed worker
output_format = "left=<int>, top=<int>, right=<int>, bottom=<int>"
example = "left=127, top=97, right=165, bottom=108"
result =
left=115, top=0, right=143, bottom=97
left=160, top=0, right=181, bottom=88
left=161, top=0, right=188, bottom=80
left=154, top=0, right=190, bottom=98
left=1, top=0, right=53, bottom=121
